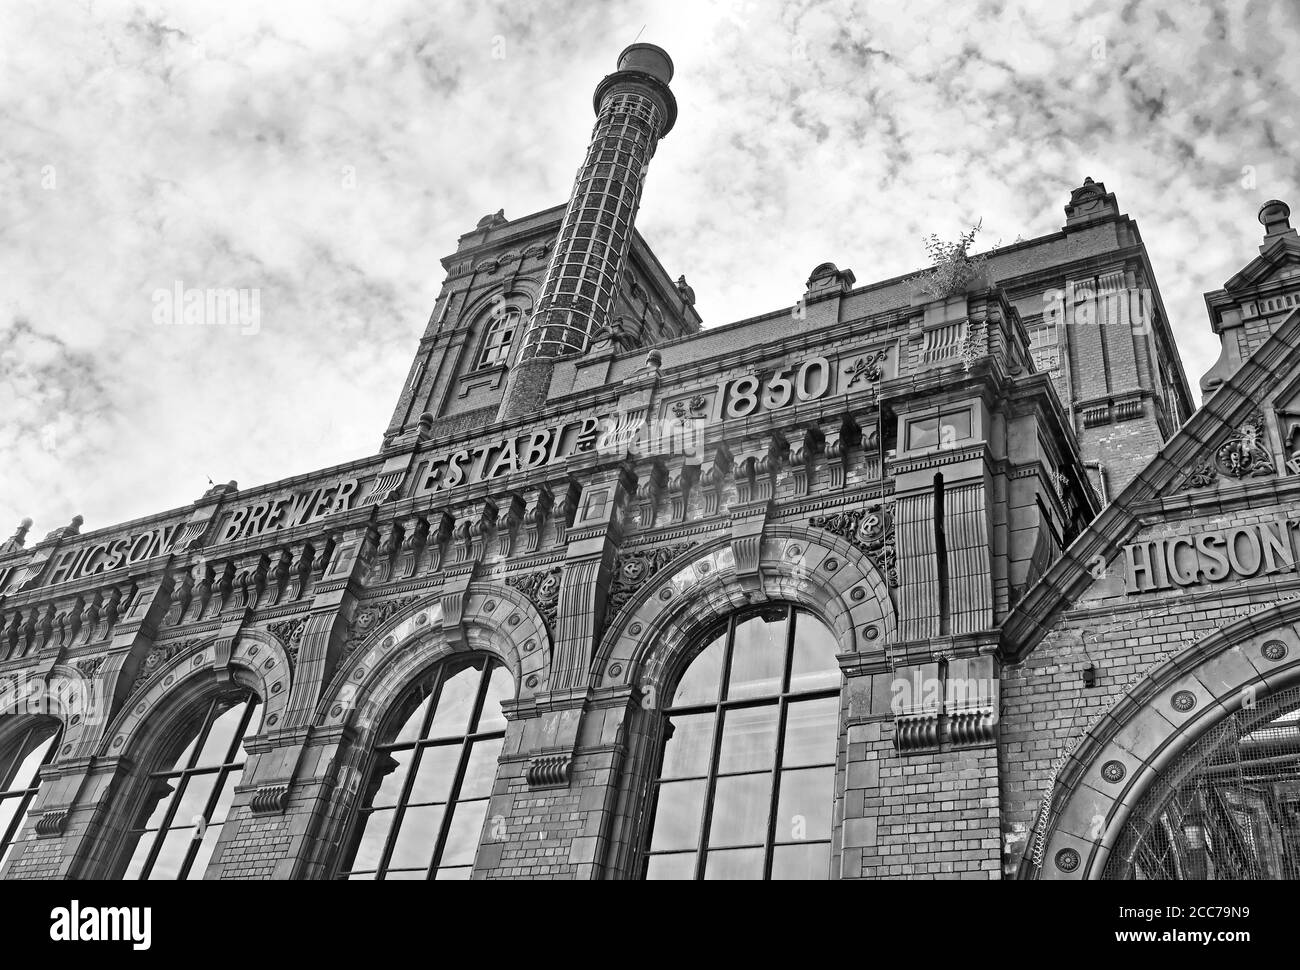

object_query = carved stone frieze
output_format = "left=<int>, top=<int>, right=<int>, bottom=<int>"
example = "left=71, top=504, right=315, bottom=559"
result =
left=808, top=502, right=898, bottom=587
left=505, top=566, right=562, bottom=631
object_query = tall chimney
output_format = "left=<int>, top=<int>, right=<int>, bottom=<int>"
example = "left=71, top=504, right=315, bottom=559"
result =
left=497, top=44, right=677, bottom=422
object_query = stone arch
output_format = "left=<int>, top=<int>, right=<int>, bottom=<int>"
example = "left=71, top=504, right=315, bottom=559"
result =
left=314, top=581, right=549, bottom=740
left=1031, top=601, right=1300, bottom=880
left=594, top=525, right=896, bottom=695
left=98, top=629, right=293, bottom=763
left=0, top=667, right=96, bottom=762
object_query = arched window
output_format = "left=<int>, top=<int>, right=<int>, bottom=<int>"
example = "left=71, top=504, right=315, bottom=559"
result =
left=476, top=305, right=522, bottom=369
left=338, top=655, right=512, bottom=880
left=642, top=605, right=842, bottom=880
left=120, top=690, right=261, bottom=880
left=0, top=720, right=61, bottom=871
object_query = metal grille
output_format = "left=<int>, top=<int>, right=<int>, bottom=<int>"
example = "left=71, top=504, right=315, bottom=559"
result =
left=1103, top=683, right=1300, bottom=880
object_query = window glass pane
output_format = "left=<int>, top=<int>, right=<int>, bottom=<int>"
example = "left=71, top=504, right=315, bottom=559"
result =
left=790, top=614, right=841, bottom=692
left=210, top=770, right=242, bottom=825
left=187, top=823, right=222, bottom=880
left=434, top=866, right=472, bottom=880
left=940, top=409, right=972, bottom=443
left=440, top=799, right=488, bottom=867
left=671, top=633, right=725, bottom=707
left=231, top=700, right=261, bottom=762
left=0, top=796, right=23, bottom=846
left=383, top=869, right=426, bottom=880
left=703, top=847, right=764, bottom=880
left=717, top=705, right=779, bottom=774
left=708, top=773, right=772, bottom=848
left=782, top=697, right=840, bottom=768
left=171, top=774, right=217, bottom=830
left=659, top=713, right=714, bottom=779
left=163, top=732, right=200, bottom=774
left=459, top=739, right=503, bottom=800
left=387, top=805, right=444, bottom=870
left=9, top=733, right=55, bottom=789
left=645, top=853, right=696, bottom=880
left=147, top=827, right=195, bottom=880
left=136, top=781, right=177, bottom=831
left=475, top=665, right=513, bottom=733
left=405, top=745, right=459, bottom=805
left=196, top=701, right=248, bottom=766
left=775, top=766, right=834, bottom=842
left=728, top=612, right=787, bottom=700
left=771, top=841, right=830, bottom=880
left=649, top=780, right=706, bottom=852
left=393, top=693, right=432, bottom=744
left=347, top=808, right=395, bottom=873
left=370, top=749, right=415, bottom=808
left=426, top=668, right=479, bottom=739
left=907, top=417, right=938, bottom=450
left=121, top=832, right=157, bottom=880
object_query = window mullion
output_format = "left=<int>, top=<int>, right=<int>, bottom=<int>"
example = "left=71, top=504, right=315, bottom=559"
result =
left=695, top=614, right=737, bottom=880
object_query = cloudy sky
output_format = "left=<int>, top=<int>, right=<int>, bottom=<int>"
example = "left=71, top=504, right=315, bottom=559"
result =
left=2, top=0, right=1297, bottom=539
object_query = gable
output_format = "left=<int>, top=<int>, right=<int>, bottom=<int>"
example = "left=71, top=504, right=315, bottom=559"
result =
left=1001, top=310, right=1300, bottom=661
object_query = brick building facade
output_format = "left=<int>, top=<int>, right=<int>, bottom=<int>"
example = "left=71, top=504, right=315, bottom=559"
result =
left=1, top=45, right=1298, bottom=881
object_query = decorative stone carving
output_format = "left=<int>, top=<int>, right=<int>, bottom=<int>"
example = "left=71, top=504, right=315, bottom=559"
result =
left=894, top=711, right=940, bottom=752
left=75, top=655, right=106, bottom=680
left=341, top=593, right=422, bottom=661
left=268, top=617, right=307, bottom=665
left=808, top=502, right=898, bottom=587
left=607, top=541, right=699, bottom=617
left=1181, top=412, right=1275, bottom=490
left=249, top=784, right=290, bottom=815
left=843, top=349, right=888, bottom=388
left=129, top=638, right=209, bottom=698
left=506, top=566, right=563, bottom=631
left=526, top=754, right=571, bottom=789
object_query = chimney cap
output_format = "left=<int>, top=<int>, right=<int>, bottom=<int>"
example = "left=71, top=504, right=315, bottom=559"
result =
left=617, top=43, right=674, bottom=84
left=1258, top=199, right=1292, bottom=236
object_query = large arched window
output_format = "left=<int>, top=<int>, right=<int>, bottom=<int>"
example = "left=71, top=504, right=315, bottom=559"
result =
left=120, top=689, right=261, bottom=880
left=642, top=605, right=842, bottom=880
left=0, top=720, right=61, bottom=871
left=476, top=305, right=522, bottom=369
left=338, top=654, right=512, bottom=880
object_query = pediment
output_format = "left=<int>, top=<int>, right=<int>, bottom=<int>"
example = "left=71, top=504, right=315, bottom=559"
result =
left=1224, top=234, right=1300, bottom=292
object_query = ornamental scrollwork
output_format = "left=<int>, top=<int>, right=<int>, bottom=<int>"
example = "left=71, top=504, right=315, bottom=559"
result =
left=267, top=617, right=308, bottom=665
left=607, top=541, right=699, bottom=617
left=341, top=593, right=422, bottom=660
left=1180, top=412, right=1275, bottom=491
left=128, top=637, right=210, bottom=698
left=808, top=503, right=898, bottom=587
left=505, top=566, right=562, bottom=631
left=843, top=349, right=888, bottom=389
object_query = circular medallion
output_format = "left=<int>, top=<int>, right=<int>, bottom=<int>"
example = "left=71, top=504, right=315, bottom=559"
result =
left=1055, top=848, right=1080, bottom=872
left=508, top=614, right=521, bottom=627
left=353, top=668, right=365, bottom=681
left=267, top=714, right=279, bottom=726
left=699, top=561, right=711, bottom=574
left=864, top=625, right=879, bottom=641
left=112, top=736, right=124, bottom=750
left=629, top=623, right=643, bottom=636
left=824, top=558, right=839, bottom=572
left=62, top=744, right=72, bottom=756
left=608, top=663, right=623, bottom=678
left=415, top=613, right=428, bottom=626
left=788, top=546, right=803, bottom=559
left=659, top=588, right=673, bottom=601
left=539, top=574, right=562, bottom=597
left=193, top=655, right=205, bottom=668
left=620, top=559, right=648, bottom=584
left=851, top=588, right=866, bottom=602
left=248, top=645, right=260, bottom=657
left=484, top=600, right=498, bottom=612
left=1170, top=690, right=1197, bottom=713
left=331, top=704, right=344, bottom=718
left=525, top=675, right=539, bottom=689
left=135, top=702, right=146, bottom=715
left=163, top=675, right=174, bottom=687
left=264, top=659, right=276, bottom=670
left=70, top=714, right=81, bottom=726
left=382, top=636, right=395, bottom=650
left=523, top=639, right=536, bottom=653
left=1101, top=760, right=1126, bottom=783
left=1262, top=640, right=1288, bottom=662
left=271, top=681, right=283, bottom=694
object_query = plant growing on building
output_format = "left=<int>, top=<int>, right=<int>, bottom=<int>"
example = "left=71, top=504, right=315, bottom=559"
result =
left=907, top=220, right=989, bottom=299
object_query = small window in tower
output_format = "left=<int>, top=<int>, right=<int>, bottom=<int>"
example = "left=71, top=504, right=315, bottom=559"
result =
left=476, top=305, right=521, bottom=370
left=1028, top=322, right=1060, bottom=372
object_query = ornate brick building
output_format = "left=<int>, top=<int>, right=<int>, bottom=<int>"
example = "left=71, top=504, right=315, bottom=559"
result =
left=1, top=45, right=1298, bottom=881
